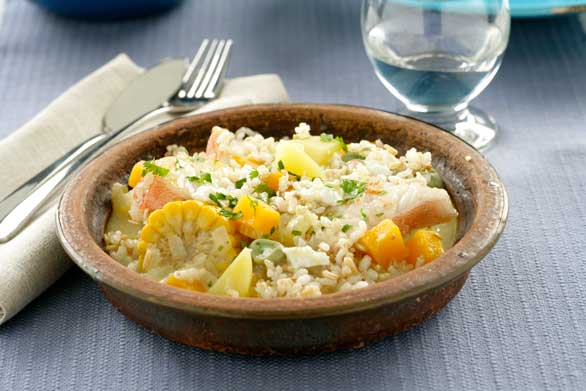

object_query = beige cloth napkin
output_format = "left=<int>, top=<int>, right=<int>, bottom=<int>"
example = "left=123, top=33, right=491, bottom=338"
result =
left=0, top=54, right=289, bottom=325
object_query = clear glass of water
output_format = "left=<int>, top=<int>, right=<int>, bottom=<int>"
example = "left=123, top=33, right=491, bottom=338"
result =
left=361, top=0, right=510, bottom=149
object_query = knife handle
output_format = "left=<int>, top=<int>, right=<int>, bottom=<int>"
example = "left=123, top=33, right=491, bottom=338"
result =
left=0, top=132, right=109, bottom=242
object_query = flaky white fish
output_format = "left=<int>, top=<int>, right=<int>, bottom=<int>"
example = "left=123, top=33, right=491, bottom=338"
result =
left=341, top=181, right=457, bottom=233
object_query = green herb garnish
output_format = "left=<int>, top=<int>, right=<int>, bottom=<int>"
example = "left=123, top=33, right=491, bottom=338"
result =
left=187, top=172, right=212, bottom=184
left=360, top=208, right=368, bottom=222
left=249, top=169, right=259, bottom=179
left=277, top=160, right=285, bottom=171
left=338, top=179, right=366, bottom=204
left=342, top=224, right=352, bottom=233
left=320, top=133, right=334, bottom=142
left=142, top=161, right=169, bottom=177
left=342, top=153, right=366, bottom=162
left=376, top=212, right=384, bottom=217
left=219, top=208, right=243, bottom=220
left=254, top=182, right=276, bottom=199
left=336, top=136, right=348, bottom=152
left=235, top=178, right=247, bottom=189
left=249, top=197, right=259, bottom=212
left=209, top=192, right=238, bottom=208
left=201, top=172, right=212, bottom=183
left=292, top=230, right=302, bottom=236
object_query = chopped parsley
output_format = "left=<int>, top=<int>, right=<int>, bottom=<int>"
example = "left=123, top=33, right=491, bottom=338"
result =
left=254, top=182, right=276, bottom=200
left=248, top=197, right=259, bottom=212
left=376, top=212, right=384, bottom=217
left=277, top=160, right=285, bottom=171
left=235, top=178, right=247, bottom=189
left=336, top=136, right=348, bottom=152
left=292, top=230, right=302, bottom=236
left=209, top=192, right=237, bottom=209
left=338, top=179, right=366, bottom=204
left=249, top=169, right=259, bottom=179
left=320, top=133, right=348, bottom=152
left=342, top=224, right=352, bottom=233
left=360, top=208, right=368, bottom=222
left=219, top=208, right=242, bottom=220
left=320, top=133, right=334, bottom=142
left=175, top=160, right=184, bottom=169
left=187, top=172, right=212, bottom=184
left=342, top=153, right=365, bottom=162
left=142, top=161, right=169, bottom=177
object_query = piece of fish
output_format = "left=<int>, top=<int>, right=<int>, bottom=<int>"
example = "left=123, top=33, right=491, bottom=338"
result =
left=137, top=176, right=187, bottom=212
left=341, top=181, right=458, bottom=233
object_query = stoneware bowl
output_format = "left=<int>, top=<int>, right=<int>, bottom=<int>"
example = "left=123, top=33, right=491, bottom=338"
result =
left=57, top=104, right=508, bottom=355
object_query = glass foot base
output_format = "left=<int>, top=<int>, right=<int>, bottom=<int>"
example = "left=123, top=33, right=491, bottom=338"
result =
left=402, top=107, right=498, bottom=150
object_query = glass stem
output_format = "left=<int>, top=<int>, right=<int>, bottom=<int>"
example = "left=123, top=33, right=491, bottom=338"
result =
left=404, top=104, right=470, bottom=132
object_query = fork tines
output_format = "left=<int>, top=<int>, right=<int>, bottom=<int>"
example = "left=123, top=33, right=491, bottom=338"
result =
left=177, top=39, right=233, bottom=101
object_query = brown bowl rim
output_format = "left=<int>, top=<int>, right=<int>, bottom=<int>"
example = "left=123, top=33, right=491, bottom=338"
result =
left=56, top=103, right=508, bottom=319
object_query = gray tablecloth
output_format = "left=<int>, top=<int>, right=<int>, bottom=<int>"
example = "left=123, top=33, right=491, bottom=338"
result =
left=1, top=1, right=585, bottom=390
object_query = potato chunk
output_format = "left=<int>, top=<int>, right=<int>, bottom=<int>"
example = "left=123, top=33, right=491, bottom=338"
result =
left=209, top=248, right=253, bottom=297
left=275, top=141, right=322, bottom=179
left=293, top=135, right=342, bottom=165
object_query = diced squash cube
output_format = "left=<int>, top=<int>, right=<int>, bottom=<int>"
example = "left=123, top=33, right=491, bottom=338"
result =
left=405, top=230, right=444, bottom=266
left=263, top=171, right=282, bottom=192
left=128, top=161, right=145, bottom=188
left=275, top=141, right=322, bottom=179
left=139, top=176, right=186, bottom=212
left=233, top=196, right=280, bottom=239
left=293, top=136, right=342, bottom=165
left=209, top=248, right=253, bottom=297
left=166, top=274, right=206, bottom=292
left=358, top=219, right=409, bottom=269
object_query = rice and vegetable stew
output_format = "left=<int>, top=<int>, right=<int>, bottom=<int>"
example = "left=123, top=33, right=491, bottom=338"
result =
left=104, top=123, right=458, bottom=298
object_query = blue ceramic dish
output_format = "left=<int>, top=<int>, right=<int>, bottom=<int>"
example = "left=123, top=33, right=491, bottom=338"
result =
left=511, top=0, right=586, bottom=17
left=29, top=0, right=183, bottom=20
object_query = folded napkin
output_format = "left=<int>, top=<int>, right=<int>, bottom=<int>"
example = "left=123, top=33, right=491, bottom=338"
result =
left=0, top=54, right=289, bottom=325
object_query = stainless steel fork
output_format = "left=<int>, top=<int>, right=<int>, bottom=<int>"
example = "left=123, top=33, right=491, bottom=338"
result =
left=0, top=39, right=233, bottom=242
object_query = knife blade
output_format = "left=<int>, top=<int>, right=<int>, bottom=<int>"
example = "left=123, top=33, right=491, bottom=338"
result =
left=104, top=58, right=187, bottom=132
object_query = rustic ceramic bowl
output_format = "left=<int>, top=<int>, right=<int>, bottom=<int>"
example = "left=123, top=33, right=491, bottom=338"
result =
left=57, top=104, right=507, bottom=355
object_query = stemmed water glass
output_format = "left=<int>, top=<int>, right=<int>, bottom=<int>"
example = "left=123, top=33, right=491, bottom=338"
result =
left=361, top=0, right=510, bottom=149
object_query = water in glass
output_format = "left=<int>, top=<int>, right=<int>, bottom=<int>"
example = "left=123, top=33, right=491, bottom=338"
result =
left=362, top=0, right=510, bottom=149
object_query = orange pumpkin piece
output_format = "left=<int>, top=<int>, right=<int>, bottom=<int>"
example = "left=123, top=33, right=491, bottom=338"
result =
left=233, top=155, right=263, bottom=167
left=139, top=176, right=186, bottom=212
left=405, top=230, right=444, bottom=266
left=233, top=196, right=280, bottom=239
left=128, top=161, right=145, bottom=188
left=358, top=219, right=409, bottom=269
left=262, top=171, right=282, bottom=192
left=166, top=274, right=206, bottom=292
